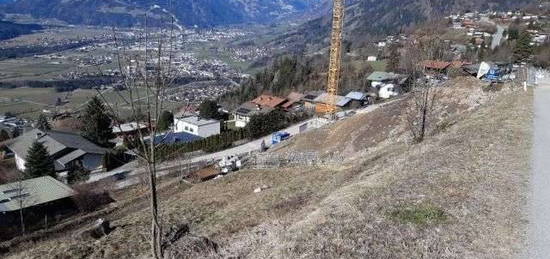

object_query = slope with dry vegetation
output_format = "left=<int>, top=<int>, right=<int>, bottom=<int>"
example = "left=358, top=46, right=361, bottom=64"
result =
left=3, top=78, right=532, bottom=258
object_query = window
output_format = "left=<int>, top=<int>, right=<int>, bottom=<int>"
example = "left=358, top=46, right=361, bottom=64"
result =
left=3, top=188, right=23, bottom=194
left=184, top=126, right=189, bottom=131
left=190, top=128, right=194, bottom=132
left=10, top=193, right=30, bottom=200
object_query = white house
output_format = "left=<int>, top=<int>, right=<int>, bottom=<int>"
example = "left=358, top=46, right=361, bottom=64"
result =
left=174, top=116, right=220, bottom=138
left=379, top=84, right=399, bottom=99
left=234, top=102, right=273, bottom=128
left=366, top=72, right=408, bottom=99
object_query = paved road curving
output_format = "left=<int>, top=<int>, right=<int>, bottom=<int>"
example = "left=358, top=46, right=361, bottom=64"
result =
left=529, top=72, right=550, bottom=258
left=87, top=101, right=393, bottom=188
left=491, top=24, right=506, bottom=50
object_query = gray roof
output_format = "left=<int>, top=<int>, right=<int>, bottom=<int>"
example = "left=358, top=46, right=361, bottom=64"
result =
left=0, top=176, right=75, bottom=212
left=175, top=116, right=219, bottom=127
left=367, top=71, right=403, bottom=82
left=8, top=129, right=107, bottom=159
left=56, top=149, right=87, bottom=166
left=337, top=98, right=352, bottom=107
left=313, top=93, right=351, bottom=107
left=234, top=102, right=273, bottom=117
left=302, top=91, right=325, bottom=102
left=345, top=91, right=367, bottom=101
left=113, top=122, right=147, bottom=134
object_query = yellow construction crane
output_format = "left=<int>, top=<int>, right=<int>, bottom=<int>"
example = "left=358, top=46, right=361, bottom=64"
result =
left=316, top=0, right=345, bottom=115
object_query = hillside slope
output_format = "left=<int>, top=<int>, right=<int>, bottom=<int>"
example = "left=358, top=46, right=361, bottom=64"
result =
left=3, top=81, right=532, bottom=258
left=276, top=0, right=534, bottom=50
left=0, top=20, right=42, bottom=40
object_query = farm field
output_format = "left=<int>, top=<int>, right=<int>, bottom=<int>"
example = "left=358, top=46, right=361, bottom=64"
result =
left=0, top=58, right=75, bottom=81
left=0, top=87, right=184, bottom=120
left=0, top=87, right=72, bottom=118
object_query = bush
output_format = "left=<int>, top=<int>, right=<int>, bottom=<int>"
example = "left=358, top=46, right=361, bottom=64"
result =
left=246, top=109, right=288, bottom=139
left=155, top=128, right=248, bottom=162
left=71, top=184, right=114, bottom=213
left=67, top=167, right=90, bottom=185
left=388, top=204, right=447, bottom=225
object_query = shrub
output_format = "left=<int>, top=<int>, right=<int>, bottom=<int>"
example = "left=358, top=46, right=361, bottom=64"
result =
left=388, top=204, right=447, bottom=225
left=71, top=184, right=114, bottom=212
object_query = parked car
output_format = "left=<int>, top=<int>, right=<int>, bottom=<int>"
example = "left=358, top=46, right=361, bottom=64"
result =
left=272, top=132, right=291, bottom=145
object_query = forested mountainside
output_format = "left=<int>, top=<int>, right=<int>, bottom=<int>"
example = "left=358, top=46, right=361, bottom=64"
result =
left=1, top=0, right=323, bottom=27
left=0, top=20, right=42, bottom=40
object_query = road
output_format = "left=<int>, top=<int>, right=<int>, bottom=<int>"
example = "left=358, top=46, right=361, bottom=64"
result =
left=528, top=70, right=550, bottom=258
left=480, top=17, right=506, bottom=51
left=88, top=116, right=330, bottom=187
left=88, top=101, right=392, bottom=188
left=491, top=24, right=506, bottom=50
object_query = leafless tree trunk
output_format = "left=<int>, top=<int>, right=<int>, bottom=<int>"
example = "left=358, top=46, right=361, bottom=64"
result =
left=407, top=84, right=439, bottom=143
left=401, top=36, right=444, bottom=143
left=15, top=176, right=27, bottom=235
left=93, top=3, right=180, bottom=257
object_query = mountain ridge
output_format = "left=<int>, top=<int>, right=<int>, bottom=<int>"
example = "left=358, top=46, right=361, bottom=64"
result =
left=1, top=0, right=325, bottom=27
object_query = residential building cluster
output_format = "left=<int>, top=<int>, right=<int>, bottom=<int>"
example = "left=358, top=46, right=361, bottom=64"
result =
left=448, top=11, right=549, bottom=47
left=163, top=79, right=241, bottom=108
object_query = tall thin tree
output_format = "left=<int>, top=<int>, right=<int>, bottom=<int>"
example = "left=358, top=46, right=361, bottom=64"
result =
left=36, top=114, right=51, bottom=131
left=81, top=97, right=114, bottom=147
left=96, top=2, right=180, bottom=257
left=24, top=141, right=55, bottom=178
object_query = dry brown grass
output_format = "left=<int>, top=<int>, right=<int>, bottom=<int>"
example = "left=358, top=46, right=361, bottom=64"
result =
left=277, top=77, right=493, bottom=157
left=4, top=81, right=532, bottom=259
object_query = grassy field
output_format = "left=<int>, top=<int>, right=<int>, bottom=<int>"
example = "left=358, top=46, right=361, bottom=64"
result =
left=0, top=57, right=75, bottom=81
left=0, top=87, right=183, bottom=120
left=1, top=79, right=532, bottom=258
left=367, top=60, right=388, bottom=71
left=0, top=88, right=101, bottom=119
left=0, top=87, right=60, bottom=104
left=0, top=88, right=58, bottom=118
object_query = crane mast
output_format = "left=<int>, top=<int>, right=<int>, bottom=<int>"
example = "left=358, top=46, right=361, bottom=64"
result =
left=317, top=0, right=345, bottom=115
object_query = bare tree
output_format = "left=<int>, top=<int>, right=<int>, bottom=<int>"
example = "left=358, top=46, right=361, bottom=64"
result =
left=16, top=180, right=26, bottom=235
left=406, top=84, right=440, bottom=143
left=93, top=4, right=180, bottom=258
left=402, top=36, right=445, bottom=143
left=12, top=174, right=32, bottom=235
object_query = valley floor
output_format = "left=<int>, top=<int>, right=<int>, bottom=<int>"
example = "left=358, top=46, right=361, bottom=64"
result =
left=3, top=86, right=533, bottom=258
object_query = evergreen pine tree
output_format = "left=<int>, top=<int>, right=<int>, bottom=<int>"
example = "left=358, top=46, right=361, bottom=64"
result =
left=514, top=31, right=534, bottom=62
left=36, top=114, right=51, bottom=131
left=157, top=110, right=174, bottom=131
left=199, top=100, right=220, bottom=119
left=388, top=43, right=400, bottom=72
left=81, top=97, right=114, bottom=147
left=24, top=141, right=55, bottom=179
